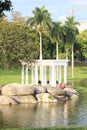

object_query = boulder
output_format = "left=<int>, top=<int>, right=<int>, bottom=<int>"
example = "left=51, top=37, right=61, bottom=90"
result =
left=36, top=93, right=57, bottom=103
left=47, top=87, right=65, bottom=96
left=64, top=87, right=79, bottom=97
left=55, top=95, right=67, bottom=101
left=2, top=83, right=36, bottom=96
left=34, top=85, right=47, bottom=94
left=65, top=91, right=74, bottom=97
left=0, top=95, right=18, bottom=105
left=70, top=94, right=79, bottom=99
left=12, top=95, right=37, bottom=104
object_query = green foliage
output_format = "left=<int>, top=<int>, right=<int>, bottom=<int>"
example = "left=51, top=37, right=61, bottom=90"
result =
left=0, top=20, right=39, bottom=69
left=27, top=6, right=53, bottom=60
left=27, top=6, right=52, bottom=34
left=63, top=16, right=79, bottom=44
left=11, top=11, right=27, bottom=24
left=76, top=30, right=87, bottom=58
left=0, top=0, right=12, bottom=19
left=0, top=7, right=87, bottom=69
left=59, top=53, right=66, bottom=59
left=48, top=95, right=54, bottom=100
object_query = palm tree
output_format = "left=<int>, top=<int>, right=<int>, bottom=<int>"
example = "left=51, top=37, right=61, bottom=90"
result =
left=27, top=6, right=52, bottom=82
left=27, top=6, right=52, bottom=60
left=50, top=21, right=63, bottom=81
left=64, top=16, right=79, bottom=78
left=51, top=21, right=62, bottom=60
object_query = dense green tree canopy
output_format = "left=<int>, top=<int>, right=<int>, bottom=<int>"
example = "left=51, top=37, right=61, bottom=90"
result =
left=76, top=30, right=87, bottom=59
left=0, top=5, right=86, bottom=70
left=0, top=20, right=39, bottom=69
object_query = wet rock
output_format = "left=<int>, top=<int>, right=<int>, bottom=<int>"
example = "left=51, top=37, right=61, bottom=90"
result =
left=55, top=95, right=67, bottom=101
left=64, top=87, right=79, bottom=97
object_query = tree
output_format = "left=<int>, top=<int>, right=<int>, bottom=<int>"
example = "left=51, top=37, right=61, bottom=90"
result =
left=0, top=0, right=12, bottom=19
left=62, top=24, right=71, bottom=59
left=27, top=6, right=52, bottom=60
left=64, top=16, right=79, bottom=78
left=51, top=21, right=62, bottom=60
left=0, top=20, right=39, bottom=69
left=76, top=30, right=87, bottom=61
left=11, top=11, right=26, bottom=24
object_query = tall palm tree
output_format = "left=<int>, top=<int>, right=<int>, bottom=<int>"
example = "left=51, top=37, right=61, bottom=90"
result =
left=64, top=16, right=79, bottom=78
left=27, top=6, right=52, bottom=82
left=51, top=21, right=62, bottom=60
left=27, top=6, right=52, bottom=60
left=50, top=21, right=63, bottom=81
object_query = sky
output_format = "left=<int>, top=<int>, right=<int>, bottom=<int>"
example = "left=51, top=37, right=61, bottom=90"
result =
left=6, top=0, right=87, bottom=22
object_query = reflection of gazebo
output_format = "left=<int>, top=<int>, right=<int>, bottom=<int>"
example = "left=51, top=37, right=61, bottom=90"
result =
left=20, top=59, right=69, bottom=86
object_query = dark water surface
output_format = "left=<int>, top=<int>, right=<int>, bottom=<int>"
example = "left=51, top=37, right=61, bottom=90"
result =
left=0, top=94, right=87, bottom=128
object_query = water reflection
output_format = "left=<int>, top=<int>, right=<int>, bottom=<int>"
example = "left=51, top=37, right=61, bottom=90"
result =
left=63, top=96, right=79, bottom=126
left=64, top=100, right=69, bottom=125
left=0, top=95, right=87, bottom=128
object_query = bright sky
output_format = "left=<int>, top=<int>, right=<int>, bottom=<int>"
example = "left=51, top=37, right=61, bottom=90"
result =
left=7, top=0, right=87, bottom=22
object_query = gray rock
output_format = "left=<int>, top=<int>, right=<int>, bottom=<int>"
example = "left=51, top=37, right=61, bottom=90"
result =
left=36, top=93, right=57, bottom=103
left=65, top=91, right=74, bottom=97
left=0, top=95, right=18, bottom=105
left=70, top=94, right=79, bottom=99
left=64, top=88, right=78, bottom=94
left=55, top=95, right=67, bottom=101
left=34, top=85, right=47, bottom=94
left=47, top=87, right=65, bottom=96
left=12, top=95, right=37, bottom=104
left=2, top=83, right=36, bottom=96
left=64, top=87, right=79, bottom=96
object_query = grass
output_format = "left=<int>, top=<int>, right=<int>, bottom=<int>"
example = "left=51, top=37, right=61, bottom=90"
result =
left=0, top=69, right=21, bottom=85
left=1, top=126, right=87, bottom=130
left=68, top=62, right=87, bottom=92
left=0, top=62, right=87, bottom=92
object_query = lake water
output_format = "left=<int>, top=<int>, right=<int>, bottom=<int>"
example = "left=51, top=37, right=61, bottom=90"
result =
left=0, top=94, right=87, bottom=129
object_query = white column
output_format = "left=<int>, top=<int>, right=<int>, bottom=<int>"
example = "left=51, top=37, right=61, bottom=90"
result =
left=42, top=66, right=46, bottom=85
left=64, top=64, right=67, bottom=83
left=22, top=64, right=25, bottom=85
left=58, top=66, right=62, bottom=84
left=35, top=65, right=38, bottom=85
left=25, top=65, right=28, bottom=85
left=49, top=66, right=52, bottom=85
left=31, top=68, right=35, bottom=84
left=50, top=65, right=56, bottom=86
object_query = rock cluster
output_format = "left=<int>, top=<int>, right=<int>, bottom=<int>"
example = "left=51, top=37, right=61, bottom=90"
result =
left=0, top=83, right=79, bottom=105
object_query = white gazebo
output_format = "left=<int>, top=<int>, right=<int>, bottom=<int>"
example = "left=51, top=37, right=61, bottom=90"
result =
left=20, top=59, right=69, bottom=86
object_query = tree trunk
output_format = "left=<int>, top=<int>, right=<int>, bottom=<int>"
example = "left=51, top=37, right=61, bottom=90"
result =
left=56, top=41, right=59, bottom=82
left=66, top=48, right=68, bottom=60
left=39, top=31, right=42, bottom=82
left=72, top=44, right=74, bottom=78
left=39, top=32, right=42, bottom=60
left=56, top=41, right=59, bottom=60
